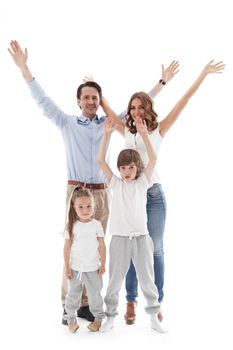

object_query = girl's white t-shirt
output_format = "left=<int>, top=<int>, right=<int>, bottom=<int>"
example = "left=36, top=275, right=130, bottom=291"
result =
left=65, top=219, right=104, bottom=272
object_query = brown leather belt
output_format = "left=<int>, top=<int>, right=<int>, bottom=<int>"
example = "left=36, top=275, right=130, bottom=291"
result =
left=68, top=180, right=107, bottom=190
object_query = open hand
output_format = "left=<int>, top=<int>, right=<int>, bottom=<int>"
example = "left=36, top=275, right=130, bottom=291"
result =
left=83, top=75, right=95, bottom=83
left=161, top=60, right=180, bottom=83
left=203, top=60, right=225, bottom=74
left=8, top=40, right=28, bottom=68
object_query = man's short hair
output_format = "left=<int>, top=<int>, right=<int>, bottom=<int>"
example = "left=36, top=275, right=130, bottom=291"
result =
left=76, top=81, right=102, bottom=99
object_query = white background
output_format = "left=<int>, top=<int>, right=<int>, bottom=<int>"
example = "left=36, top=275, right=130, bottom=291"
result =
left=0, top=0, right=232, bottom=349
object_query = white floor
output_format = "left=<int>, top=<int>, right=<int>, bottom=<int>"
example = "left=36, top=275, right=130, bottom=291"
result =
left=2, top=289, right=231, bottom=350
left=1, top=224, right=232, bottom=350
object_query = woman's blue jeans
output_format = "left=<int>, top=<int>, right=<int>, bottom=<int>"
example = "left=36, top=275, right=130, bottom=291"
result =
left=125, top=183, right=167, bottom=303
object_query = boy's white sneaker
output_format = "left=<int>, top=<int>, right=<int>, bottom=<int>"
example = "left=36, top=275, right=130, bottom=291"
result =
left=151, top=312, right=167, bottom=333
left=99, top=317, right=115, bottom=332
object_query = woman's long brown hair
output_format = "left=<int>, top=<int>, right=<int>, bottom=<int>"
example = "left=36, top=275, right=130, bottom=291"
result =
left=125, top=92, right=158, bottom=134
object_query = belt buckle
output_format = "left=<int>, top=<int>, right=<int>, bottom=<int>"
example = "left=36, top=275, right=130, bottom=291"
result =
left=84, top=183, right=93, bottom=189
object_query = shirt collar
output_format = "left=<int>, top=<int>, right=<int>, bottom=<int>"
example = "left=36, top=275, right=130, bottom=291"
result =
left=77, top=115, right=105, bottom=124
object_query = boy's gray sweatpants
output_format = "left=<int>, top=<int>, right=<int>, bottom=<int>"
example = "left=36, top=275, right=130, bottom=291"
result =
left=105, top=235, right=160, bottom=317
left=65, top=270, right=105, bottom=323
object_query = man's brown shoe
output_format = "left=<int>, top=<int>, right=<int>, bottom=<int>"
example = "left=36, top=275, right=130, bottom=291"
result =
left=124, top=301, right=137, bottom=325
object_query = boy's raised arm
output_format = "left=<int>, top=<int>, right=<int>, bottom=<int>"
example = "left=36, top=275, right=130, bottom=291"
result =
left=98, top=119, right=115, bottom=182
left=135, top=118, right=157, bottom=181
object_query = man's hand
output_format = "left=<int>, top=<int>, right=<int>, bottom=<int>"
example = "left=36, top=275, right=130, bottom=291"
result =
left=8, top=40, right=28, bottom=68
left=8, top=40, right=33, bottom=81
left=83, top=75, right=94, bottom=83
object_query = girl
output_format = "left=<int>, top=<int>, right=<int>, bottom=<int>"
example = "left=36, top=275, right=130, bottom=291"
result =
left=64, top=188, right=106, bottom=333
left=98, top=118, right=166, bottom=333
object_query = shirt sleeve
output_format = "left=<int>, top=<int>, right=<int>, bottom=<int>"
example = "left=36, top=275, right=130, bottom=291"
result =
left=27, top=79, right=70, bottom=129
left=108, top=174, right=120, bottom=191
left=96, top=220, right=105, bottom=238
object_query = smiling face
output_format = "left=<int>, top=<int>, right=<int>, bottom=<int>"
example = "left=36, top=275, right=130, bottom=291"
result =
left=77, top=86, right=100, bottom=119
left=73, top=196, right=94, bottom=222
left=129, top=97, right=145, bottom=121
left=125, top=92, right=158, bottom=135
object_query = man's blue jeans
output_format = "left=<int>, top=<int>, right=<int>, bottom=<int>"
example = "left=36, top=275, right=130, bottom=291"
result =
left=125, top=183, right=167, bottom=303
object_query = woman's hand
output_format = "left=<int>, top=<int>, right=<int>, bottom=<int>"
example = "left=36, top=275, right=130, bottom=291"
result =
left=161, top=60, right=180, bottom=83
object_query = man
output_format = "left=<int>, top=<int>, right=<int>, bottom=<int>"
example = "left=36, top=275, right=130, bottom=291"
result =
left=8, top=40, right=109, bottom=324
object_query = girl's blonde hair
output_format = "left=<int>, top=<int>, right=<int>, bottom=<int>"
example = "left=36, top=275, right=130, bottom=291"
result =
left=66, top=188, right=94, bottom=242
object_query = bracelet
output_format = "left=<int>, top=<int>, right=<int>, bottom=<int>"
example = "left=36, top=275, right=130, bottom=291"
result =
left=159, top=79, right=166, bottom=85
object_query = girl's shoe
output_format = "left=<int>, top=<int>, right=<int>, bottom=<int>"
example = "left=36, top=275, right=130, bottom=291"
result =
left=87, top=321, right=102, bottom=332
left=68, top=322, right=80, bottom=333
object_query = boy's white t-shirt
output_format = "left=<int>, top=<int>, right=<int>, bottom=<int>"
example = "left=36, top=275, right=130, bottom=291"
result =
left=64, top=218, right=104, bottom=272
left=108, top=173, right=151, bottom=237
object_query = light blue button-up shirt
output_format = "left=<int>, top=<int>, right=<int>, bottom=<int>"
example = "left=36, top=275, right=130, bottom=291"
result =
left=28, top=79, right=109, bottom=183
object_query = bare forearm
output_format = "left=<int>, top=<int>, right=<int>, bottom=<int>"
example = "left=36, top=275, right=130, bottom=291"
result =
left=159, top=60, right=224, bottom=136
left=182, top=70, right=207, bottom=104
left=141, top=133, right=156, bottom=165
left=149, top=81, right=164, bottom=98
left=98, top=132, right=113, bottom=181
left=101, top=97, right=117, bottom=120
left=98, top=243, right=106, bottom=267
left=64, top=245, right=71, bottom=269
left=101, top=97, right=124, bottom=134
left=160, top=70, right=208, bottom=135
left=98, top=133, right=110, bottom=164
left=19, top=64, right=33, bottom=82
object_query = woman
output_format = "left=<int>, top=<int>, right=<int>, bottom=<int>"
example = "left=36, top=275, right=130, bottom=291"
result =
left=101, top=59, right=225, bottom=325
